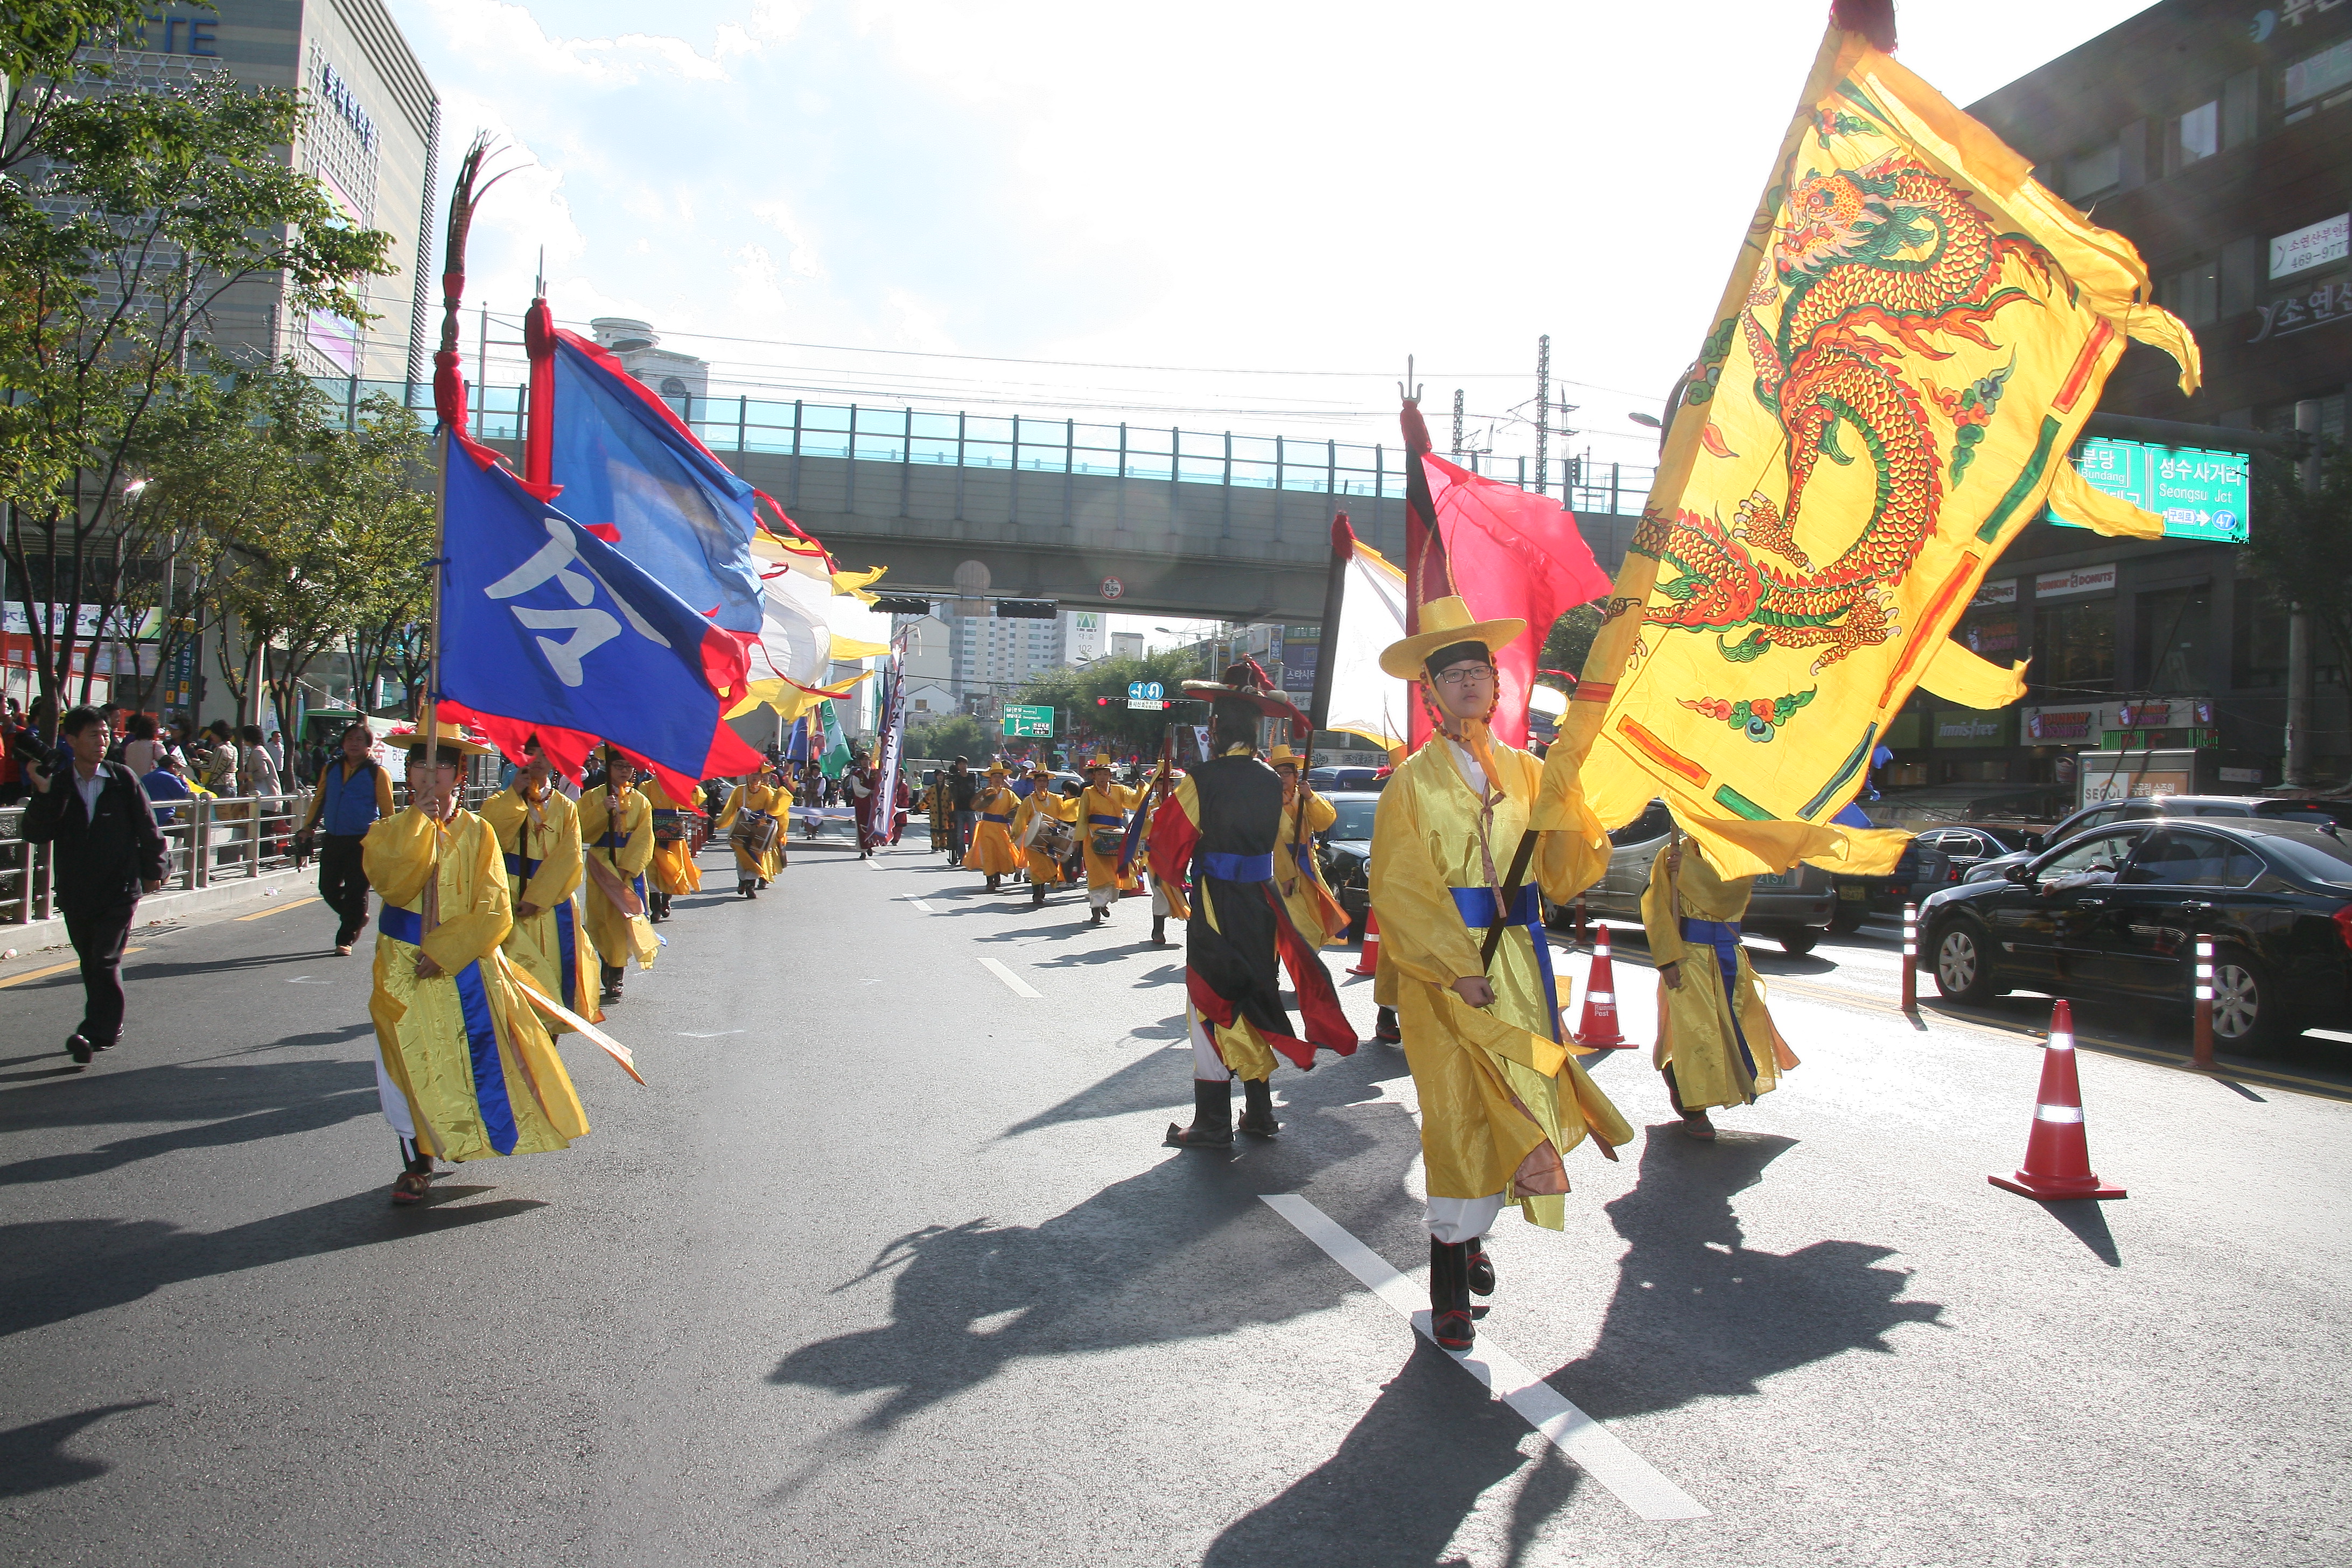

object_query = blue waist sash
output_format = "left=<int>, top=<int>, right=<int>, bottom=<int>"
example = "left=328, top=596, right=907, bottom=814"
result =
left=502, top=852, right=542, bottom=879
left=1202, top=851, right=1275, bottom=883
left=1450, top=884, right=1562, bottom=1042
left=381, top=904, right=423, bottom=944
left=650, top=808, right=687, bottom=822
left=982, top=812, right=1011, bottom=824
left=1087, top=814, right=1125, bottom=827
left=1680, top=916, right=1757, bottom=1078
left=593, top=831, right=629, bottom=849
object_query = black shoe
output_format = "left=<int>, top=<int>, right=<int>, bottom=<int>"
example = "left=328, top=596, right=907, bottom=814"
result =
left=1151, top=917, right=1168, bottom=947
left=1164, top=1079, right=1234, bottom=1147
left=1238, top=1077, right=1280, bottom=1138
left=66, top=1034, right=92, bottom=1066
left=986, top=876, right=1001, bottom=892
left=1032, top=885, right=1046, bottom=907
left=739, top=880, right=754, bottom=898
left=1430, top=1237, right=1474, bottom=1352
left=1375, top=1006, right=1402, bottom=1044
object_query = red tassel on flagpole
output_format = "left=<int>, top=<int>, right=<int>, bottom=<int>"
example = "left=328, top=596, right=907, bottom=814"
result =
left=1830, top=0, right=1898, bottom=51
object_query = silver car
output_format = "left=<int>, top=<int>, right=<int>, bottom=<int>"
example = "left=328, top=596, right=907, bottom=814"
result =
left=1570, top=799, right=1838, bottom=954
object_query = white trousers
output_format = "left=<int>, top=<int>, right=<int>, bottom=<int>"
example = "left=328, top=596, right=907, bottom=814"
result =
left=1089, top=881, right=1117, bottom=910
left=1427, top=1193, right=1504, bottom=1244
left=375, top=1053, right=415, bottom=1137
left=1186, top=1000, right=1230, bottom=1083
left=1151, top=878, right=1174, bottom=919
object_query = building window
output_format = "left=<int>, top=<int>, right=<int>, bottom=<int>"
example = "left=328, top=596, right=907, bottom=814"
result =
left=2134, top=585, right=2211, bottom=691
left=2284, top=37, right=2352, bottom=124
left=2063, top=142, right=2120, bottom=202
left=2159, top=258, right=2220, bottom=327
left=2034, top=598, right=2116, bottom=688
left=2232, top=578, right=2288, bottom=688
left=2168, top=100, right=2219, bottom=172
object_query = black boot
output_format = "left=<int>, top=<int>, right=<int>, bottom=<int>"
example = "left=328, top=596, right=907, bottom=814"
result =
left=601, top=963, right=624, bottom=1004
left=391, top=1137, right=434, bottom=1206
left=1238, top=1077, right=1280, bottom=1138
left=1467, top=1236, right=1495, bottom=1299
left=1164, top=1079, right=1234, bottom=1147
left=986, top=874, right=1001, bottom=892
left=1032, top=881, right=1046, bottom=907
left=1429, top=1236, right=1474, bottom=1352
left=1375, top=1006, right=1402, bottom=1044
left=1151, top=915, right=1168, bottom=947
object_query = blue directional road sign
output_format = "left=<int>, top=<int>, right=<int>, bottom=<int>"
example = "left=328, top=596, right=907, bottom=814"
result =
left=1127, top=681, right=1165, bottom=701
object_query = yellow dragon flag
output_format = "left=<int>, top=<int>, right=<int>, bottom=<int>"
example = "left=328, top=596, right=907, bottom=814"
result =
left=1547, top=12, right=2199, bottom=878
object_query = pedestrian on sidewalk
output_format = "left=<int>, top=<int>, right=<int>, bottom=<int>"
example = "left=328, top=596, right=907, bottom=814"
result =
left=294, top=722, right=394, bottom=955
left=21, top=705, right=168, bottom=1066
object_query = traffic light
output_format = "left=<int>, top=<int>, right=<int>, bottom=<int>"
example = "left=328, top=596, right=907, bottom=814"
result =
left=996, top=599, right=1058, bottom=619
left=1095, top=696, right=1117, bottom=707
left=872, top=595, right=933, bottom=616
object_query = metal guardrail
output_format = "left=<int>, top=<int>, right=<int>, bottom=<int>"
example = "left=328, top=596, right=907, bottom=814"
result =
left=317, top=375, right=1660, bottom=520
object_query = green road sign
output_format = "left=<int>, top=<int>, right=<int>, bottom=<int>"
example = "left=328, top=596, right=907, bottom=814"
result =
left=1002, top=704, right=1055, bottom=738
left=2051, top=437, right=2249, bottom=543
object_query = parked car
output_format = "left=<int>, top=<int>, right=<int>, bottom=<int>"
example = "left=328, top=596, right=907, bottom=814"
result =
left=1961, top=795, right=2348, bottom=884
left=1828, top=836, right=1950, bottom=933
left=1307, top=766, right=1387, bottom=793
left=1312, top=791, right=1382, bottom=939
left=1919, top=817, right=2352, bottom=1049
left=1574, top=799, right=1836, bottom=954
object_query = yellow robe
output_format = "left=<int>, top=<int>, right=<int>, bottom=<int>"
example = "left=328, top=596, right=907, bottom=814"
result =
left=1642, top=841, right=1797, bottom=1111
left=1016, top=787, right=1077, bottom=884
left=577, top=785, right=659, bottom=971
left=1275, top=787, right=1347, bottom=946
left=641, top=776, right=704, bottom=894
left=1077, top=781, right=1145, bottom=891
left=477, top=785, right=601, bottom=1034
left=969, top=785, right=1022, bottom=876
left=362, top=806, right=589, bottom=1163
left=715, top=780, right=787, bottom=881
left=1368, top=736, right=1629, bottom=1228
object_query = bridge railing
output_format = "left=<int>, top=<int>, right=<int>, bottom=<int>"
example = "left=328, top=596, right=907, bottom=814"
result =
left=322, top=377, right=1657, bottom=519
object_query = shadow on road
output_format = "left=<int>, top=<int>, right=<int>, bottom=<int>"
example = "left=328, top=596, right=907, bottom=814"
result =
left=2035, top=1197, right=2122, bottom=1266
left=0, top=1400, right=158, bottom=1498
left=0, top=1190, right=545, bottom=1339
left=1203, top=1124, right=1943, bottom=1563
left=0, top=1058, right=374, bottom=1144
left=996, top=1035, right=1188, bottom=1139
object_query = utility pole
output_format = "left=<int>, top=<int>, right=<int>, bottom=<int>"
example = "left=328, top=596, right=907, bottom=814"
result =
left=2286, top=399, right=2320, bottom=787
left=1535, top=335, right=1550, bottom=495
left=1451, top=389, right=1465, bottom=457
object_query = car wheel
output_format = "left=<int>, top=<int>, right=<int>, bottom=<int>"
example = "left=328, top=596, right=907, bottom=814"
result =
left=2210, top=945, right=2295, bottom=1053
left=1930, top=920, right=2001, bottom=1005
left=1828, top=902, right=1866, bottom=935
left=1777, top=927, right=1821, bottom=956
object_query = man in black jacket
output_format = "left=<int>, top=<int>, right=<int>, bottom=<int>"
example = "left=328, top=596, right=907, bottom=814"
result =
left=22, top=705, right=168, bottom=1066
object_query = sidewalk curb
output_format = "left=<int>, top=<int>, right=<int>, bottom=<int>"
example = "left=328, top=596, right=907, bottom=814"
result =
left=1, top=874, right=309, bottom=957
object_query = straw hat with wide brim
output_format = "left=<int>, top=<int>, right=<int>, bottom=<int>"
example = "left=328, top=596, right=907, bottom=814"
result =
left=1083, top=754, right=1115, bottom=772
left=383, top=710, right=496, bottom=759
left=1180, top=661, right=1308, bottom=723
left=1265, top=744, right=1306, bottom=768
left=1378, top=595, right=1527, bottom=680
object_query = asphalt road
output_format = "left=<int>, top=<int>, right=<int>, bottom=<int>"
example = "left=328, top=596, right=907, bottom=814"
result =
left=3, top=827, right=2349, bottom=1567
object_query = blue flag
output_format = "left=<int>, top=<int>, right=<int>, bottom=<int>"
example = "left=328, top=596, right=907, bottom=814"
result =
left=544, top=330, right=766, bottom=635
left=437, top=433, right=762, bottom=789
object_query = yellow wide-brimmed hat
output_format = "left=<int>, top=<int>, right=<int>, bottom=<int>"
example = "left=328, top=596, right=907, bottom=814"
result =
left=1084, top=754, right=1115, bottom=771
left=1378, top=594, right=1527, bottom=680
left=1028, top=760, right=1053, bottom=776
left=988, top=761, right=1007, bottom=775
left=1266, top=744, right=1305, bottom=768
left=384, top=707, right=496, bottom=759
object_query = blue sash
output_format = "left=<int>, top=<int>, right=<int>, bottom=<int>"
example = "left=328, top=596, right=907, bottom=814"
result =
left=982, top=812, right=1011, bottom=824
left=502, top=851, right=542, bottom=879
left=1449, top=884, right=1562, bottom=1042
left=1202, top=851, right=1274, bottom=883
left=554, top=898, right=579, bottom=1010
left=593, top=831, right=629, bottom=850
left=1087, top=813, right=1125, bottom=827
left=1681, top=916, right=1757, bottom=1077
left=380, top=905, right=423, bottom=943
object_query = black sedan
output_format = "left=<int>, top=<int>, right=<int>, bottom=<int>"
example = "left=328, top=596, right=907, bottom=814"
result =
left=1919, top=817, right=2352, bottom=1049
left=1313, top=791, right=1383, bottom=940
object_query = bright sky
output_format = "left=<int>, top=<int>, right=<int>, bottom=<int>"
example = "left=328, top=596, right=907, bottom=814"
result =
left=389, top=0, right=2162, bottom=651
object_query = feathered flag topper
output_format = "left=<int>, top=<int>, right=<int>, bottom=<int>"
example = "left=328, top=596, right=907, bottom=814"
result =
left=1545, top=1, right=2199, bottom=878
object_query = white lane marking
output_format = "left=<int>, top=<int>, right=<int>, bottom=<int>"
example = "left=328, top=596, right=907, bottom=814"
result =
left=978, top=956, right=1041, bottom=998
left=286, top=976, right=333, bottom=984
left=906, top=895, right=936, bottom=913
left=678, top=1030, right=745, bottom=1039
left=1259, top=1194, right=1709, bottom=1524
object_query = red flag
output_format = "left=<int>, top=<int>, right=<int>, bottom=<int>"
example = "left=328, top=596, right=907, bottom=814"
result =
left=1422, top=452, right=1611, bottom=749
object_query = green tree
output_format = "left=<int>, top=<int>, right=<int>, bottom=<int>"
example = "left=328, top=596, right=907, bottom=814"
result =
left=906, top=712, right=996, bottom=764
left=1538, top=604, right=1605, bottom=695
left=1013, top=649, right=1211, bottom=753
left=2241, top=443, right=2352, bottom=691
left=0, top=12, right=395, bottom=726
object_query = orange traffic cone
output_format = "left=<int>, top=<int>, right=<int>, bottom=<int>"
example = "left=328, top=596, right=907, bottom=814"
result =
left=1573, top=925, right=1629, bottom=1049
left=1990, top=999, right=2125, bottom=1200
left=1350, top=911, right=1382, bottom=977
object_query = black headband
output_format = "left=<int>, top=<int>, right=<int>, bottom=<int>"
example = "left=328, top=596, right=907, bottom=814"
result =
left=1423, top=640, right=1493, bottom=677
left=405, top=744, right=466, bottom=767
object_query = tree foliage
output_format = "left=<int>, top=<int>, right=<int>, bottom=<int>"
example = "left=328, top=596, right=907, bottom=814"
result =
left=0, top=8, right=397, bottom=724
left=1539, top=604, right=1605, bottom=692
left=1013, top=649, right=1221, bottom=755
left=904, top=712, right=997, bottom=765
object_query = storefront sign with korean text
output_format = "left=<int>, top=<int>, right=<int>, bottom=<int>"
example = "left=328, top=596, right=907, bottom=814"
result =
left=2271, top=213, right=2349, bottom=278
left=2249, top=276, right=2352, bottom=343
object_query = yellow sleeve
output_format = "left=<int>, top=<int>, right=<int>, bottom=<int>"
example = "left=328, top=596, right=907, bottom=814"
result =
left=1521, top=751, right=1609, bottom=906
left=617, top=797, right=654, bottom=874
left=713, top=785, right=742, bottom=832
left=374, top=767, right=396, bottom=818
left=423, top=820, right=513, bottom=975
left=524, top=800, right=582, bottom=906
left=1368, top=773, right=1486, bottom=989
left=1048, top=791, right=1078, bottom=822
left=1640, top=842, right=1686, bottom=965
left=362, top=809, right=440, bottom=908
left=1299, top=790, right=1337, bottom=834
